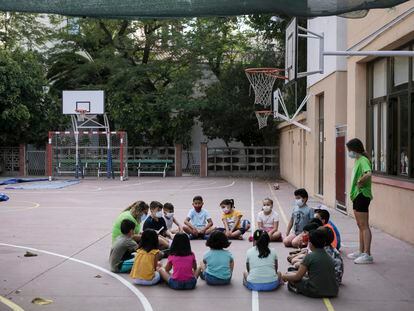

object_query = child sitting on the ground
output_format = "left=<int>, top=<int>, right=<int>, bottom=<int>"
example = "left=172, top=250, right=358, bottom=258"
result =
left=183, top=195, right=214, bottom=239
left=130, top=229, right=163, bottom=285
left=281, top=229, right=339, bottom=298
left=219, top=199, right=251, bottom=240
left=158, top=233, right=198, bottom=290
left=109, top=219, right=139, bottom=273
left=314, top=208, right=341, bottom=250
left=197, top=230, right=234, bottom=285
left=283, top=188, right=314, bottom=248
left=319, top=226, right=343, bottom=285
left=163, top=202, right=182, bottom=234
left=257, top=197, right=282, bottom=242
left=143, top=201, right=173, bottom=249
left=287, top=222, right=320, bottom=269
left=244, top=229, right=282, bottom=291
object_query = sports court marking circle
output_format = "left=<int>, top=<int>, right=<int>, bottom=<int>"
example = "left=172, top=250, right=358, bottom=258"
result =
left=0, top=201, right=40, bottom=213
left=0, top=243, right=152, bottom=311
left=0, top=295, right=25, bottom=311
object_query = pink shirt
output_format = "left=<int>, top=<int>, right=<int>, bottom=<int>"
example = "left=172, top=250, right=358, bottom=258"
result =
left=167, top=253, right=196, bottom=281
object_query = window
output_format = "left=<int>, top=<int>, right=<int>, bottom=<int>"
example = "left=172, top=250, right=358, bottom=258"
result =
left=368, top=42, right=413, bottom=180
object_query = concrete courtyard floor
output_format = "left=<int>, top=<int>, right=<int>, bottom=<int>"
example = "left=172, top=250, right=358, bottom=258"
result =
left=0, top=177, right=413, bottom=311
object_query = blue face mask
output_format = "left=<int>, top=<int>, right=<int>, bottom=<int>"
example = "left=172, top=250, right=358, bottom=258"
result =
left=348, top=151, right=357, bottom=159
left=140, top=214, right=148, bottom=222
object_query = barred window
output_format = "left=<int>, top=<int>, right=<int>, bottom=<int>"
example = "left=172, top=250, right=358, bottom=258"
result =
left=368, top=42, right=413, bottom=180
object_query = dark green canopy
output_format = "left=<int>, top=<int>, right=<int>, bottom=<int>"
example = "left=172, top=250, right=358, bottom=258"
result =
left=0, top=0, right=408, bottom=18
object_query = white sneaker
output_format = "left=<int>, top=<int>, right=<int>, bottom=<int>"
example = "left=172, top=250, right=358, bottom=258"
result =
left=354, top=253, right=373, bottom=264
left=347, top=251, right=362, bottom=259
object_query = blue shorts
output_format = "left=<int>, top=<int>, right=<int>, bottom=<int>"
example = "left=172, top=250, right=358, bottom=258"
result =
left=244, top=279, right=280, bottom=291
left=203, top=272, right=231, bottom=285
left=168, top=277, right=197, bottom=290
left=119, top=258, right=134, bottom=273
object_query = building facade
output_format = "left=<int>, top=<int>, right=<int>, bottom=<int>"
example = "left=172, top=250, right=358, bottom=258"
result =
left=278, top=1, right=414, bottom=244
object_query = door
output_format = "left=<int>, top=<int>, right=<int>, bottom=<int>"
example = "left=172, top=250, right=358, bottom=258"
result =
left=318, top=95, right=324, bottom=195
left=335, top=125, right=347, bottom=213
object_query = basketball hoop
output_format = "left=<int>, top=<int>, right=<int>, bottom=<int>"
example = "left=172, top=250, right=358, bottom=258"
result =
left=245, top=68, right=287, bottom=107
left=75, top=109, right=87, bottom=122
left=255, top=110, right=273, bottom=129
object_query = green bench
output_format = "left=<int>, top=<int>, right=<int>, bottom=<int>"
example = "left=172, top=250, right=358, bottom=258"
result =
left=131, top=159, right=173, bottom=178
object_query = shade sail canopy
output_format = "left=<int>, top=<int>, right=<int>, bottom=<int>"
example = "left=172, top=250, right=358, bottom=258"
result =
left=0, top=0, right=409, bottom=18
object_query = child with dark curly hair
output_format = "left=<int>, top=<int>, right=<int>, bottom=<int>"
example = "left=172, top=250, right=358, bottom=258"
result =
left=197, top=230, right=234, bottom=285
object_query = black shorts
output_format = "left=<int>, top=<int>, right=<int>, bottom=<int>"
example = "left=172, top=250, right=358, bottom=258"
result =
left=353, top=193, right=371, bottom=213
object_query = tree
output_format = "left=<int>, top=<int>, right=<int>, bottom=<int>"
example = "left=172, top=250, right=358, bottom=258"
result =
left=47, top=17, right=198, bottom=146
left=0, top=49, right=63, bottom=146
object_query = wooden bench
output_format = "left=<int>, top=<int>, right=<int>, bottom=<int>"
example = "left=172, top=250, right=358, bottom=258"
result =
left=132, top=159, right=173, bottom=178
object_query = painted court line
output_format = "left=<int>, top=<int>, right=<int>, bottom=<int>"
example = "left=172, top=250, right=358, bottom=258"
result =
left=0, top=243, right=153, bottom=311
left=0, top=295, right=25, bottom=311
left=0, top=201, right=40, bottom=213
left=267, top=183, right=336, bottom=311
left=250, top=181, right=259, bottom=311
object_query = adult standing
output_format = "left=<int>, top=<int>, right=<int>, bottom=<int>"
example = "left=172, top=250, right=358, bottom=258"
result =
left=112, top=201, right=149, bottom=244
left=346, top=138, right=373, bottom=264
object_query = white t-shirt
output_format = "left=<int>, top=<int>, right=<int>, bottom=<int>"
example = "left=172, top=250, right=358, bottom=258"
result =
left=257, top=210, right=279, bottom=229
left=163, top=216, right=174, bottom=230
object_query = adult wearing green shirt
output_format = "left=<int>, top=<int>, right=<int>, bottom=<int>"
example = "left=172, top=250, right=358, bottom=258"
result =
left=112, top=201, right=149, bottom=244
left=346, top=138, right=373, bottom=264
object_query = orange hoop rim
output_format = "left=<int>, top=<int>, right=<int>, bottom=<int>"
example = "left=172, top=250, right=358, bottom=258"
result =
left=255, top=110, right=273, bottom=114
left=245, top=67, right=288, bottom=80
left=75, top=109, right=87, bottom=114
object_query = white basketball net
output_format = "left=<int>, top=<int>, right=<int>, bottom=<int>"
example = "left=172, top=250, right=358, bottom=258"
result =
left=246, top=70, right=277, bottom=107
left=76, top=109, right=86, bottom=122
left=255, top=111, right=272, bottom=129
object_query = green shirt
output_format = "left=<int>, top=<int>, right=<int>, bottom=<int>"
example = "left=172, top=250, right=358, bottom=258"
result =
left=350, top=156, right=372, bottom=201
left=111, top=211, right=140, bottom=244
left=301, top=249, right=338, bottom=297
left=246, top=247, right=278, bottom=283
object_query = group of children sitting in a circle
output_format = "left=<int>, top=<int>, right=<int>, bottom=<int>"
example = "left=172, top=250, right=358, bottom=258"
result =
left=109, top=189, right=342, bottom=297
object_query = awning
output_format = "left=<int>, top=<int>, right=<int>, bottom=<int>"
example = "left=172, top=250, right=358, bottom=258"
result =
left=0, top=0, right=408, bottom=19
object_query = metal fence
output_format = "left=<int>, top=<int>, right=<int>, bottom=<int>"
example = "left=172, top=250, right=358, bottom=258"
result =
left=182, top=150, right=200, bottom=176
left=0, top=147, right=20, bottom=176
left=26, top=149, right=46, bottom=176
left=127, top=146, right=175, bottom=176
left=207, top=146, right=279, bottom=177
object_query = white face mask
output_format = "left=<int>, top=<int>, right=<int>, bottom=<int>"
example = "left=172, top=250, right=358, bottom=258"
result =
left=155, top=211, right=163, bottom=218
left=348, top=151, right=357, bottom=159
left=263, top=206, right=272, bottom=213
left=295, top=199, right=304, bottom=207
left=221, top=207, right=230, bottom=214
left=140, top=214, right=148, bottom=222
left=165, top=212, right=174, bottom=219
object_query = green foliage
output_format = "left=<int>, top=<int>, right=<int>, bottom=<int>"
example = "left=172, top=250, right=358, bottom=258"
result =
left=0, top=49, right=65, bottom=146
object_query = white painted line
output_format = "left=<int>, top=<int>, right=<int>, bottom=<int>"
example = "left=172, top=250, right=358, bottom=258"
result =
left=0, top=243, right=153, bottom=311
left=250, top=181, right=259, bottom=311
left=0, top=295, right=25, bottom=311
left=252, top=290, right=259, bottom=311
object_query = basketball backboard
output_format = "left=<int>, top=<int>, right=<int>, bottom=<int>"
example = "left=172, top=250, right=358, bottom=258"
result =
left=62, top=90, right=104, bottom=114
left=285, top=18, right=297, bottom=83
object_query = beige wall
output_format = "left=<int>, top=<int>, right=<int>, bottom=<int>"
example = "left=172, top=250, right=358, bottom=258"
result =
left=279, top=1, right=414, bottom=244
left=370, top=183, right=414, bottom=241
left=346, top=1, right=414, bottom=244
left=279, top=71, right=347, bottom=209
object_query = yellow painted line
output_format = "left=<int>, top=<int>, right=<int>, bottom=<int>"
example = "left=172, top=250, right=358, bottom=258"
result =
left=0, top=295, right=25, bottom=311
left=267, top=183, right=336, bottom=311
left=323, top=298, right=335, bottom=311
left=0, top=201, right=40, bottom=212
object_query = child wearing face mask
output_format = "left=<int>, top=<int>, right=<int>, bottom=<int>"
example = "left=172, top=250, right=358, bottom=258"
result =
left=257, top=198, right=282, bottom=242
left=219, top=199, right=251, bottom=240
left=283, top=189, right=314, bottom=248
left=143, top=201, right=173, bottom=249
left=163, top=203, right=182, bottom=234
